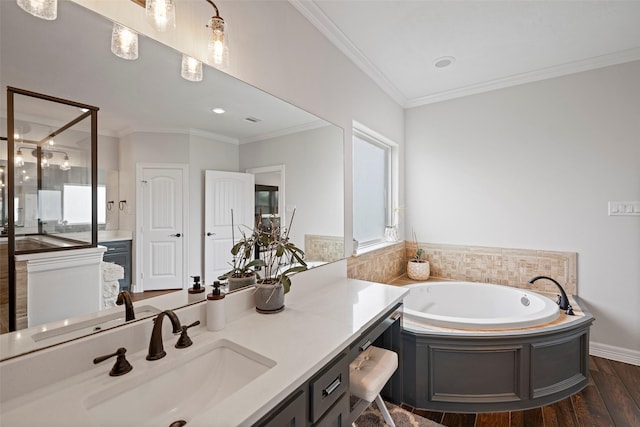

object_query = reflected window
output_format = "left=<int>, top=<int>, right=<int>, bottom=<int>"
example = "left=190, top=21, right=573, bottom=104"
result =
left=63, top=184, right=106, bottom=224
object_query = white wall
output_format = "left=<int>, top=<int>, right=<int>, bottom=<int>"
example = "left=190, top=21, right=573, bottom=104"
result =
left=239, top=125, right=344, bottom=249
left=405, top=61, right=640, bottom=359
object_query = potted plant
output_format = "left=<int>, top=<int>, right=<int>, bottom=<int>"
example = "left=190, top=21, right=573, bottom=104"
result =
left=253, top=211, right=307, bottom=313
left=218, top=227, right=265, bottom=291
left=407, top=231, right=430, bottom=281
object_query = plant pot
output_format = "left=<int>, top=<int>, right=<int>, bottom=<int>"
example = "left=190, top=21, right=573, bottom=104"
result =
left=227, top=274, right=256, bottom=291
left=407, top=260, right=430, bottom=281
left=255, top=280, right=285, bottom=314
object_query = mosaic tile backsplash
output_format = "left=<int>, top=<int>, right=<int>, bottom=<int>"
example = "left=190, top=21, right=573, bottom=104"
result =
left=347, top=241, right=577, bottom=295
left=304, top=234, right=345, bottom=262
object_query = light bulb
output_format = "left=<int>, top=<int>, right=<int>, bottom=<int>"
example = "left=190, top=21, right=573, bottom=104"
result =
left=41, top=157, right=49, bottom=168
left=146, top=0, right=176, bottom=32
left=60, top=155, right=71, bottom=171
left=111, top=23, right=139, bottom=60
left=181, top=55, right=203, bottom=82
left=207, top=16, right=228, bottom=68
left=48, top=137, right=55, bottom=146
left=17, top=0, right=57, bottom=20
left=15, top=149, right=25, bottom=167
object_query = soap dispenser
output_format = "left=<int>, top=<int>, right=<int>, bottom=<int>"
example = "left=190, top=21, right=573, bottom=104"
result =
left=188, top=275, right=205, bottom=303
left=206, top=281, right=226, bottom=331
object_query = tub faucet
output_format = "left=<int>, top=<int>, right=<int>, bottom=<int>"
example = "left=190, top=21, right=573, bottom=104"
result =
left=528, top=275, right=574, bottom=315
left=116, top=290, right=135, bottom=321
left=146, top=310, right=182, bottom=361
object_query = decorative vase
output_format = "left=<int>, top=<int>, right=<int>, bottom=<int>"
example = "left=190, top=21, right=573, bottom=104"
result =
left=227, top=273, right=256, bottom=292
left=255, top=280, right=285, bottom=314
left=407, top=260, right=430, bottom=281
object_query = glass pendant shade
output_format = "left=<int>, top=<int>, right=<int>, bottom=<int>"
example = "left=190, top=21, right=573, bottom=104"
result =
left=111, top=23, right=139, bottom=60
left=207, top=16, right=229, bottom=68
left=146, top=0, right=176, bottom=32
left=60, top=155, right=71, bottom=171
left=17, top=0, right=57, bottom=20
left=15, top=149, right=25, bottom=167
left=181, top=55, right=203, bottom=82
left=41, top=157, right=49, bottom=168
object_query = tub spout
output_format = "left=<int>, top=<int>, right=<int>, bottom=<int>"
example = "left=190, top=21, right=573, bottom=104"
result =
left=528, top=276, right=574, bottom=315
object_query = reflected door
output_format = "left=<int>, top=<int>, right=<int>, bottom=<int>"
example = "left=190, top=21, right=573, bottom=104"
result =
left=204, top=171, right=255, bottom=284
left=139, top=166, right=186, bottom=291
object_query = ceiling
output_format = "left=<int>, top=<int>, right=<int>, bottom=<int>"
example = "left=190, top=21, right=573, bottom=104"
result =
left=291, top=0, right=640, bottom=107
left=1, top=1, right=322, bottom=141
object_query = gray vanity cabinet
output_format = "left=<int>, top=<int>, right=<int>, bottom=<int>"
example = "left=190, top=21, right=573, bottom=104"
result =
left=258, top=387, right=307, bottom=426
left=100, top=240, right=132, bottom=292
left=253, top=304, right=402, bottom=427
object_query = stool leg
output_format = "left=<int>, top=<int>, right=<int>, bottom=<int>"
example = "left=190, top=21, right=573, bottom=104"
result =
left=375, top=394, right=395, bottom=427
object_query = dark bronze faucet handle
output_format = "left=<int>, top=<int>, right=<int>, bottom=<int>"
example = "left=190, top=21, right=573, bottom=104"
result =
left=93, top=347, right=133, bottom=376
left=175, top=320, right=201, bottom=349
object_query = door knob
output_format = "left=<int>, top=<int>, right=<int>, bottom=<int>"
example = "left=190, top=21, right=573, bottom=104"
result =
left=170, top=233, right=182, bottom=237
left=206, top=232, right=215, bottom=236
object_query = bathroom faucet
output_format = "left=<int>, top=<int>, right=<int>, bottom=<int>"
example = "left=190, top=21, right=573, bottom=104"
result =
left=116, top=290, right=135, bottom=321
left=146, top=310, right=182, bottom=361
left=528, top=275, right=574, bottom=315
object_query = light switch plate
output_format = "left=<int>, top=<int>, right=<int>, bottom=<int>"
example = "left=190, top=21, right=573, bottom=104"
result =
left=608, top=201, right=640, bottom=216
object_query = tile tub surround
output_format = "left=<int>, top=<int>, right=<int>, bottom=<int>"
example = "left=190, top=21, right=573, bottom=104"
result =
left=347, top=242, right=407, bottom=283
left=405, top=241, right=577, bottom=294
left=304, top=234, right=345, bottom=262
left=0, top=260, right=409, bottom=426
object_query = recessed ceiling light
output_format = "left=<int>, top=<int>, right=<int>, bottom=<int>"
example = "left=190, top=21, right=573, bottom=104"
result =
left=433, top=56, right=456, bottom=69
left=212, top=107, right=226, bottom=114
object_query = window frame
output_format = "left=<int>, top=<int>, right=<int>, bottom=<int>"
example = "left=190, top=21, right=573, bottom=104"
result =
left=352, top=122, right=397, bottom=251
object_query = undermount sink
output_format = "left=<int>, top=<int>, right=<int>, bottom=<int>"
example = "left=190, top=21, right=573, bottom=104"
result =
left=84, top=338, right=276, bottom=426
left=31, top=305, right=161, bottom=343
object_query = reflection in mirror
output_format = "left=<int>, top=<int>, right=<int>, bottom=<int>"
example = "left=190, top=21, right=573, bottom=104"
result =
left=0, top=0, right=343, bottom=359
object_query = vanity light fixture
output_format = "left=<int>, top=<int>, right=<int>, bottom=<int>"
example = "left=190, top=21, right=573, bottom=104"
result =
left=60, top=154, right=71, bottom=171
left=145, top=0, right=176, bottom=32
left=111, top=23, right=139, bottom=60
left=15, top=148, right=25, bottom=167
left=16, top=0, right=57, bottom=20
left=181, top=54, right=203, bottom=82
left=205, top=0, right=229, bottom=68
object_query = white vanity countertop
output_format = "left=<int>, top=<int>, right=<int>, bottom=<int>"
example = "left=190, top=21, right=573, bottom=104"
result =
left=0, top=261, right=408, bottom=426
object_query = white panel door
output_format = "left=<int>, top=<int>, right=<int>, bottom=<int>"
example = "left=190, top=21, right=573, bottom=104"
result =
left=204, top=170, right=255, bottom=284
left=140, top=167, right=185, bottom=290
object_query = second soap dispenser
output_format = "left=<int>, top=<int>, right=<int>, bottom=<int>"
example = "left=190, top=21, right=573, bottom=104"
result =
left=206, top=281, right=226, bottom=331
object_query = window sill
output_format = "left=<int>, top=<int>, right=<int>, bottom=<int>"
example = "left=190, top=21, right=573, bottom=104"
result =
left=353, top=240, right=404, bottom=257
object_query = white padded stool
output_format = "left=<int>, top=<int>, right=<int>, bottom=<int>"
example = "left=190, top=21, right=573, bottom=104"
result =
left=349, top=346, right=398, bottom=427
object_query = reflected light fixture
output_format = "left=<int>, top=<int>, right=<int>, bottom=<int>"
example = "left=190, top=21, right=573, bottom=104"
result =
left=181, top=54, right=203, bottom=82
left=60, top=154, right=71, bottom=171
left=15, top=148, right=25, bottom=167
left=41, top=157, right=49, bottom=168
left=111, top=23, right=139, bottom=60
left=16, top=0, right=57, bottom=20
left=146, top=0, right=176, bottom=32
left=206, top=0, right=228, bottom=68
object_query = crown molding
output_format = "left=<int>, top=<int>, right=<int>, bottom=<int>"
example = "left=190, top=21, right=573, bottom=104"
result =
left=404, top=49, right=640, bottom=108
left=289, top=0, right=407, bottom=107
left=239, top=120, right=329, bottom=145
left=117, top=126, right=239, bottom=145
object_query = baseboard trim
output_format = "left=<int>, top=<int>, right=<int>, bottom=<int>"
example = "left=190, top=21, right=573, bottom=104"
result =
left=590, top=341, right=640, bottom=366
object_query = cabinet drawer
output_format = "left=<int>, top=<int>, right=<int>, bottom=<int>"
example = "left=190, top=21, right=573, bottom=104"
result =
left=309, top=352, right=349, bottom=424
left=100, top=240, right=130, bottom=253
left=348, top=304, right=402, bottom=361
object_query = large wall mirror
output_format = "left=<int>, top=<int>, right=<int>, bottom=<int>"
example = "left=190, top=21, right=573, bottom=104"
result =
left=0, top=0, right=344, bottom=358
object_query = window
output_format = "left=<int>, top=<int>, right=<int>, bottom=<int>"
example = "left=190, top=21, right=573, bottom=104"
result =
left=63, top=184, right=106, bottom=225
left=353, top=124, right=396, bottom=249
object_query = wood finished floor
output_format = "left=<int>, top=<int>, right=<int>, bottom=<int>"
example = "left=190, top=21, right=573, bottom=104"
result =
left=400, top=356, right=640, bottom=427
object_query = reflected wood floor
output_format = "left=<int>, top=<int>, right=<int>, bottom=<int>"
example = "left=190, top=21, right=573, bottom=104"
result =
left=400, top=356, right=640, bottom=427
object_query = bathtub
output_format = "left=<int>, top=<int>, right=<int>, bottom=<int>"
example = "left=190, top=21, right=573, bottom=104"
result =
left=399, top=281, right=595, bottom=413
left=403, top=281, right=560, bottom=330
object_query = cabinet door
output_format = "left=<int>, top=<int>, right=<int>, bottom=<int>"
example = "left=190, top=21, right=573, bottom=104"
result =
left=256, top=388, right=307, bottom=427
left=313, top=392, right=349, bottom=427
